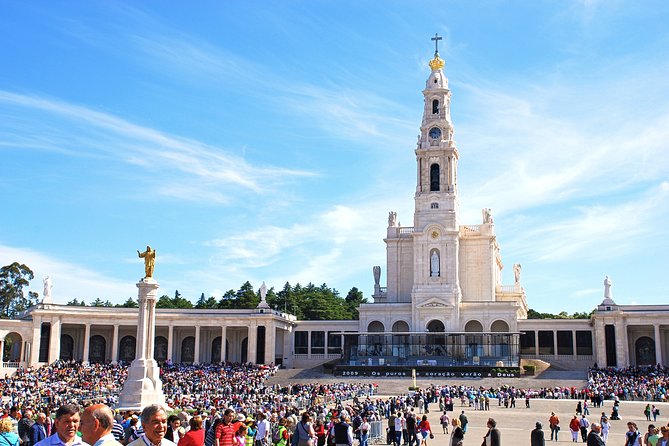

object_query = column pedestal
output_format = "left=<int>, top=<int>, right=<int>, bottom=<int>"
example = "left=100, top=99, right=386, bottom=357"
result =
left=117, top=278, right=167, bottom=410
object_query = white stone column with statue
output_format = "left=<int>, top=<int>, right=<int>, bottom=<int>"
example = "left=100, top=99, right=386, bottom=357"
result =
left=117, top=246, right=167, bottom=410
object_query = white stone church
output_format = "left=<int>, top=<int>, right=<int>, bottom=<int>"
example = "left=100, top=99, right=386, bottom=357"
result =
left=1, top=45, right=666, bottom=377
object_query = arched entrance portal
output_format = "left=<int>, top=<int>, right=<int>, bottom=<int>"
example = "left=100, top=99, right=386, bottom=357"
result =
left=60, top=334, right=74, bottom=361
left=119, top=336, right=136, bottom=362
left=635, top=336, right=656, bottom=366
left=89, top=335, right=106, bottom=363
left=2, top=332, right=22, bottom=362
left=181, top=336, right=195, bottom=363
left=155, top=336, right=168, bottom=362
left=212, top=336, right=221, bottom=363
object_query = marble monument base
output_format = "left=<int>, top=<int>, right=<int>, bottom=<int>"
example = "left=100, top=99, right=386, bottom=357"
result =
left=116, top=357, right=167, bottom=411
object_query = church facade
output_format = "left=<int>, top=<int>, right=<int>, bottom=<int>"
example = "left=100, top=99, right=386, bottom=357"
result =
left=1, top=45, right=666, bottom=377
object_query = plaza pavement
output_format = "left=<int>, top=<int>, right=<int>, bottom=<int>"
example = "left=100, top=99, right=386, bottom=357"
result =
left=267, top=370, right=669, bottom=445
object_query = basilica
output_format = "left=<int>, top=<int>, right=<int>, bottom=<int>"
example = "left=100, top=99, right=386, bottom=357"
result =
left=1, top=44, right=666, bottom=378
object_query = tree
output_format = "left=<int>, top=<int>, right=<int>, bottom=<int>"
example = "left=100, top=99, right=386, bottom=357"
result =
left=91, top=298, right=106, bottom=307
left=344, top=287, right=367, bottom=319
left=116, top=297, right=138, bottom=308
left=0, top=262, right=36, bottom=319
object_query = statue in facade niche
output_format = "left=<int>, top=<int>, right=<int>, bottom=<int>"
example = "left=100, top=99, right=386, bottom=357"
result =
left=373, top=266, right=381, bottom=285
left=388, top=211, right=397, bottom=227
left=137, top=245, right=156, bottom=278
left=430, top=251, right=440, bottom=277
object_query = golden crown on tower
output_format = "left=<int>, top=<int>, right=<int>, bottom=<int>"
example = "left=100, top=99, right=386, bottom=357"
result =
left=429, top=54, right=445, bottom=70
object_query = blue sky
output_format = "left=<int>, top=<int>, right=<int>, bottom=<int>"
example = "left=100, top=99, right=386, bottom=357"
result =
left=1, top=1, right=668, bottom=314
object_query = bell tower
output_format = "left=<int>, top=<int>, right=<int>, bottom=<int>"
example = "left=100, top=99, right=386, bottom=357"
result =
left=410, top=34, right=461, bottom=330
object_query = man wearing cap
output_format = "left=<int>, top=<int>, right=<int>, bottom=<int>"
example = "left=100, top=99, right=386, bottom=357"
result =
left=531, top=422, right=545, bottom=446
left=79, top=404, right=123, bottom=446
left=126, top=404, right=176, bottom=446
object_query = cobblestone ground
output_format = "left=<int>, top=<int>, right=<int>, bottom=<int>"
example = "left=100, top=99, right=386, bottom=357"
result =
left=267, top=369, right=669, bottom=446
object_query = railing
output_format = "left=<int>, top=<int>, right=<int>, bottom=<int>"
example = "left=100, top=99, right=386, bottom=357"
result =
left=497, top=285, right=518, bottom=293
left=461, top=225, right=480, bottom=233
left=1, top=362, right=22, bottom=368
left=399, top=227, right=415, bottom=234
left=379, top=287, right=387, bottom=293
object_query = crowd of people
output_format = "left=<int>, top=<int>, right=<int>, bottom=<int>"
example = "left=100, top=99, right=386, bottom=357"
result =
left=2, top=362, right=669, bottom=446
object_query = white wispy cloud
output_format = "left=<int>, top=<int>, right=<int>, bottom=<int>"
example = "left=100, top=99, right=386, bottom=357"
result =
left=0, top=244, right=134, bottom=303
left=0, top=91, right=314, bottom=200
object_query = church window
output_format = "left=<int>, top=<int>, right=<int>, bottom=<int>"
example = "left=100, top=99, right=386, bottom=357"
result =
left=432, top=99, right=439, bottom=114
left=431, top=202, right=439, bottom=209
left=430, top=164, right=440, bottom=191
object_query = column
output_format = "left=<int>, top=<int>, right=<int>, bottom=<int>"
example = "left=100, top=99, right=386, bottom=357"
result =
left=111, top=324, right=119, bottom=363
left=167, top=324, right=174, bottom=362
left=307, top=330, right=312, bottom=359
left=324, top=330, right=329, bottom=357
left=48, top=318, right=62, bottom=363
left=19, top=341, right=25, bottom=363
left=264, top=324, right=275, bottom=365
left=553, top=330, right=558, bottom=358
left=283, top=330, right=293, bottom=368
left=0, top=340, right=4, bottom=363
left=194, top=325, right=201, bottom=364
left=221, top=325, right=227, bottom=363
left=654, top=324, right=663, bottom=366
left=247, top=323, right=257, bottom=364
left=614, top=320, right=628, bottom=367
left=82, top=323, right=91, bottom=363
left=594, top=319, right=606, bottom=367
left=534, top=331, right=539, bottom=356
left=29, top=318, right=41, bottom=366
left=572, top=330, right=578, bottom=359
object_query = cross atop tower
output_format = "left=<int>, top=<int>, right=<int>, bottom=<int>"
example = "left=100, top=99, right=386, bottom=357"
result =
left=431, top=33, right=442, bottom=56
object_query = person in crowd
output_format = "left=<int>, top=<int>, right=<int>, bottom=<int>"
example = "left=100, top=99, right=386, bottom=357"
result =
left=448, top=419, right=463, bottom=446
left=1, top=419, right=21, bottom=446
left=548, top=412, right=560, bottom=442
left=178, top=416, right=204, bottom=446
left=123, top=417, right=140, bottom=445
left=165, top=417, right=182, bottom=444
left=530, top=422, right=545, bottom=446
left=416, top=416, right=432, bottom=446
left=599, top=416, right=610, bottom=443
left=127, top=404, right=176, bottom=446
left=29, top=414, right=47, bottom=446
left=658, top=426, right=669, bottom=446
left=585, top=423, right=604, bottom=446
left=18, top=409, right=34, bottom=446
left=204, top=419, right=223, bottom=446
left=332, top=416, right=352, bottom=446
left=645, top=425, right=660, bottom=446
left=457, top=412, right=467, bottom=435
left=579, top=415, right=590, bottom=443
left=439, top=412, right=449, bottom=435
left=569, top=416, right=580, bottom=443
left=215, top=410, right=238, bottom=446
left=356, top=417, right=369, bottom=446
left=253, top=414, right=270, bottom=446
left=312, top=419, right=325, bottom=446
left=404, top=411, right=416, bottom=446
left=35, top=404, right=85, bottom=446
left=293, top=413, right=315, bottom=446
left=482, top=418, right=500, bottom=446
left=275, top=419, right=289, bottom=446
left=79, top=404, right=123, bottom=446
left=624, top=422, right=642, bottom=446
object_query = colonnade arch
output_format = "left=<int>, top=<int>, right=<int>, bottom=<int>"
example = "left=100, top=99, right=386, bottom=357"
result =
left=2, top=332, right=23, bottom=362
